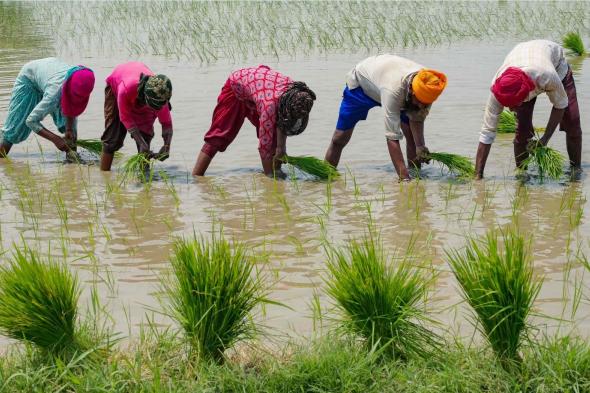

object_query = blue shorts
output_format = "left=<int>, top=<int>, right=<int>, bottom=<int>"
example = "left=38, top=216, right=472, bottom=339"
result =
left=335, top=86, right=409, bottom=130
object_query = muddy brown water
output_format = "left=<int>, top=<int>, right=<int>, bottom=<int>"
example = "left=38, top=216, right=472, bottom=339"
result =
left=0, top=34, right=589, bottom=345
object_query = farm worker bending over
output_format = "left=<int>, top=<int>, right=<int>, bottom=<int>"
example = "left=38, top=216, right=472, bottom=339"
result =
left=0, top=57, right=95, bottom=156
left=100, top=62, right=173, bottom=171
left=475, top=40, right=581, bottom=179
left=192, top=65, right=316, bottom=176
left=324, top=54, right=447, bottom=181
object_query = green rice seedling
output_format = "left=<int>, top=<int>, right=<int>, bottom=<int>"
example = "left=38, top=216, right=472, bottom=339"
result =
left=498, top=110, right=517, bottom=133
left=161, top=234, right=274, bottom=363
left=324, top=231, right=439, bottom=360
left=497, top=110, right=545, bottom=134
left=522, top=143, right=565, bottom=180
left=0, top=245, right=81, bottom=355
left=563, top=32, right=586, bottom=56
left=282, top=155, right=339, bottom=180
left=118, top=154, right=154, bottom=184
left=427, top=152, right=475, bottom=178
left=446, top=229, right=542, bottom=367
left=75, top=139, right=103, bottom=155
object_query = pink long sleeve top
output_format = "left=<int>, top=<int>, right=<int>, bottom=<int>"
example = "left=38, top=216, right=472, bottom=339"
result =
left=106, top=62, right=172, bottom=136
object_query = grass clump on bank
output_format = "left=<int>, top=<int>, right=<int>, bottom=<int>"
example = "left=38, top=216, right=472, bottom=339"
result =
left=324, top=232, right=439, bottom=359
left=3, top=333, right=590, bottom=392
left=522, top=143, right=565, bottom=180
left=427, top=152, right=475, bottom=178
left=161, top=234, right=273, bottom=363
left=282, top=155, right=339, bottom=180
left=0, top=245, right=81, bottom=356
left=563, top=32, right=586, bottom=56
left=446, top=229, right=541, bottom=366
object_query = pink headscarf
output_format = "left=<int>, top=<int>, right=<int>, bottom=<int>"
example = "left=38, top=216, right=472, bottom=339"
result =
left=491, top=67, right=536, bottom=108
left=61, top=67, right=95, bottom=117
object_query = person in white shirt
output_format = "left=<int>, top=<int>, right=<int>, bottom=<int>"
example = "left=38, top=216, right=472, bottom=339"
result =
left=324, top=54, right=447, bottom=181
left=475, top=40, right=582, bottom=178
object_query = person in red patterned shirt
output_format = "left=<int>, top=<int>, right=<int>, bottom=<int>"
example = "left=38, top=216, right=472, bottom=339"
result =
left=192, top=65, right=316, bottom=176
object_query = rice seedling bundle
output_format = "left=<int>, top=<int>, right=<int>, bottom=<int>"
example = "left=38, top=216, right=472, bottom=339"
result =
left=446, top=230, right=541, bottom=365
left=522, top=143, right=565, bottom=180
left=563, top=32, right=586, bottom=56
left=427, top=152, right=475, bottom=178
left=162, top=234, right=272, bottom=363
left=0, top=245, right=81, bottom=354
left=75, top=139, right=103, bottom=155
left=497, top=110, right=517, bottom=133
left=282, top=155, right=339, bottom=180
left=119, top=153, right=153, bottom=183
left=324, top=233, right=439, bottom=359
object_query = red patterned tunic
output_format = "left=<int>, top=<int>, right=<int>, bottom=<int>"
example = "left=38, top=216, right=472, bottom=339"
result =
left=228, top=65, right=292, bottom=160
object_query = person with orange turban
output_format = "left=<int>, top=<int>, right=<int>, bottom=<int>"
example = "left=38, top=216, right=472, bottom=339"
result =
left=475, top=40, right=582, bottom=179
left=324, top=54, right=447, bottom=181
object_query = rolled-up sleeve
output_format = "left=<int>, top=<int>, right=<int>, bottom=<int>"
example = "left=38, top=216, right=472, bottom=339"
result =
left=157, top=105, right=173, bottom=129
left=541, top=71, right=568, bottom=109
left=479, top=94, right=504, bottom=144
left=382, top=89, right=404, bottom=141
left=25, top=82, right=60, bottom=133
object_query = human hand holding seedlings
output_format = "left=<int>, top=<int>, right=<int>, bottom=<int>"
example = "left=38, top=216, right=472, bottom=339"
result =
left=37, top=128, right=72, bottom=152
left=526, top=138, right=546, bottom=153
left=410, top=120, right=430, bottom=164
left=270, top=128, right=288, bottom=177
left=156, top=127, right=173, bottom=161
left=538, top=106, right=565, bottom=146
left=129, top=128, right=154, bottom=157
left=416, top=145, right=431, bottom=164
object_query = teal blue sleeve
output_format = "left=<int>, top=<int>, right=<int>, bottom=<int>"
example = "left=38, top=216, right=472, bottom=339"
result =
left=25, top=79, right=62, bottom=133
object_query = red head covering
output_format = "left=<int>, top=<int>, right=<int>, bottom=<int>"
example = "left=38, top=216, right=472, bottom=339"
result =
left=491, top=67, right=535, bottom=108
left=61, top=68, right=95, bottom=117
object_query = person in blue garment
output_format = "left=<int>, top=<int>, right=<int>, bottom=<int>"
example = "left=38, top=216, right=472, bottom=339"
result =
left=0, top=57, right=95, bottom=156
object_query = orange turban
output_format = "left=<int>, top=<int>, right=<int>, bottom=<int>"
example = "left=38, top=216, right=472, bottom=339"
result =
left=411, top=69, right=447, bottom=104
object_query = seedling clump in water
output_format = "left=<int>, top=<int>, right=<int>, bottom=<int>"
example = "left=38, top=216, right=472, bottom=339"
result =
left=282, top=155, right=339, bottom=180
left=522, top=143, right=565, bottom=181
left=427, top=152, right=475, bottom=178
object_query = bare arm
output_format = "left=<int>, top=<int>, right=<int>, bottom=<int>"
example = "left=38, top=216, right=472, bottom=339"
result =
left=387, top=139, right=410, bottom=181
left=409, top=120, right=431, bottom=163
left=37, top=128, right=71, bottom=152
left=157, top=125, right=173, bottom=161
left=410, top=120, right=425, bottom=148
left=539, top=107, right=565, bottom=146
left=475, top=142, right=492, bottom=179
left=64, top=116, right=76, bottom=147
left=263, top=128, right=287, bottom=176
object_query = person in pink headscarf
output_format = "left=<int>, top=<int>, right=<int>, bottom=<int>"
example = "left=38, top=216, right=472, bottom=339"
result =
left=0, top=58, right=95, bottom=156
left=474, top=40, right=582, bottom=178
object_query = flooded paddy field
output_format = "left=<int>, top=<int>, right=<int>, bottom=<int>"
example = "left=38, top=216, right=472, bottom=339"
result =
left=0, top=0, right=589, bottom=352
